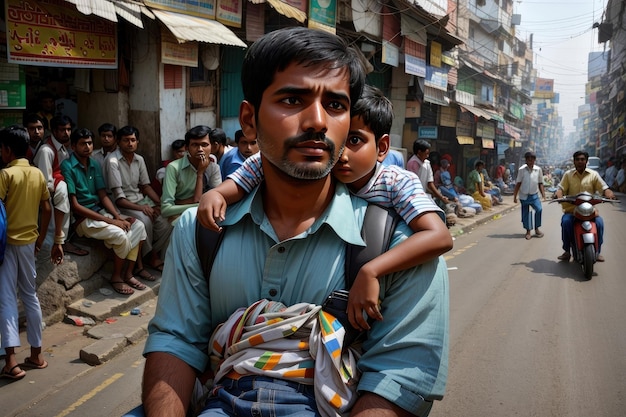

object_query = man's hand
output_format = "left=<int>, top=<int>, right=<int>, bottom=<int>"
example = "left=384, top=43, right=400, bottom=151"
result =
left=50, top=244, right=64, bottom=265
left=197, top=190, right=227, bottom=231
left=141, top=205, right=157, bottom=220
left=197, top=154, right=210, bottom=173
left=110, top=218, right=131, bottom=232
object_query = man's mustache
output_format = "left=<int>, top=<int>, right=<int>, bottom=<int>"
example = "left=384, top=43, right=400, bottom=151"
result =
left=284, top=132, right=334, bottom=149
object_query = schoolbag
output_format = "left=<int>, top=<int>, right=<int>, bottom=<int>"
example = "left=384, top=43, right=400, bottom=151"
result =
left=0, top=199, right=7, bottom=265
left=195, top=204, right=399, bottom=289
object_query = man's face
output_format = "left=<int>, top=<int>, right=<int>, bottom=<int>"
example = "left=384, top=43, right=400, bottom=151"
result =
left=40, top=97, right=55, bottom=113
left=526, top=155, right=536, bottom=168
left=332, top=115, right=379, bottom=190
left=26, top=121, right=45, bottom=145
left=237, top=136, right=259, bottom=159
left=245, top=62, right=352, bottom=180
left=100, top=131, right=116, bottom=150
left=574, top=155, right=587, bottom=171
left=52, top=123, right=72, bottom=145
left=118, top=134, right=138, bottom=155
left=72, top=137, right=94, bottom=158
left=173, top=147, right=186, bottom=160
left=417, top=148, right=430, bottom=162
left=187, top=136, right=211, bottom=161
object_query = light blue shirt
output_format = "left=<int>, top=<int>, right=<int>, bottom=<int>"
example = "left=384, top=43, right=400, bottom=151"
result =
left=219, top=147, right=246, bottom=180
left=144, top=183, right=449, bottom=410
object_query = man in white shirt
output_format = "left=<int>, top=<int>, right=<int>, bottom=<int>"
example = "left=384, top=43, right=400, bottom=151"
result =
left=513, top=151, right=546, bottom=240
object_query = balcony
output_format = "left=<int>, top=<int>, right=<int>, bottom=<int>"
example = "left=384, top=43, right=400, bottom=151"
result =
left=468, top=0, right=512, bottom=38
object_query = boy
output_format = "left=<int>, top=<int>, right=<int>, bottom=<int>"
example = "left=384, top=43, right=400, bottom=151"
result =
left=0, top=126, right=61, bottom=380
left=198, top=85, right=452, bottom=330
left=60, top=128, right=148, bottom=295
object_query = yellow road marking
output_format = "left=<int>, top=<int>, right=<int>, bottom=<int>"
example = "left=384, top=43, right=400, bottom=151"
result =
left=54, top=373, right=124, bottom=417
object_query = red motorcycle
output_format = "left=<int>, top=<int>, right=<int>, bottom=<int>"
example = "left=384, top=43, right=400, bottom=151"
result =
left=550, top=192, right=618, bottom=279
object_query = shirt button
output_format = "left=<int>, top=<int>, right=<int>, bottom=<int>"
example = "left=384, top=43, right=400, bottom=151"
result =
left=269, top=289, right=277, bottom=296
left=277, top=246, right=286, bottom=253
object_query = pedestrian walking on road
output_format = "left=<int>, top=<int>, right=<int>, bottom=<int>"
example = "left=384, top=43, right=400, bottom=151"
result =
left=513, top=151, right=546, bottom=240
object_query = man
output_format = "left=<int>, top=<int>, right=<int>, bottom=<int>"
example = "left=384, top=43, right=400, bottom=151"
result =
left=219, top=129, right=259, bottom=179
left=513, top=151, right=545, bottom=240
left=466, top=160, right=493, bottom=211
left=33, top=115, right=88, bottom=256
left=208, top=127, right=232, bottom=164
left=555, top=150, right=615, bottom=262
left=161, top=125, right=222, bottom=224
left=23, top=113, right=46, bottom=163
left=139, top=27, right=448, bottom=417
left=603, top=158, right=617, bottom=189
left=35, top=91, right=56, bottom=130
left=60, top=128, right=147, bottom=295
left=106, top=126, right=172, bottom=275
left=407, top=139, right=450, bottom=216
left=92, top=123, right=118, bottom=174
left=381, top=148, right=405, bottom=168
left=615, top=158, right=626, bottom=193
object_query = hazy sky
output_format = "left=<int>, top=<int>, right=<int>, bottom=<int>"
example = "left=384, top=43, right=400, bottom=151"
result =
left=514, top=0, right=609, bottom=134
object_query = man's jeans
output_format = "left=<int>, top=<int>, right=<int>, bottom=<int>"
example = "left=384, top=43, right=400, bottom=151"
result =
left=520, top=193, right=542, bottom=231
left=561, top=213, right=604, bottom=254
left=123, top=376, right=320, bottom=417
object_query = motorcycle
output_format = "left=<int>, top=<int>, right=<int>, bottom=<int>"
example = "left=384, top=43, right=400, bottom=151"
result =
left=550, top=192, right=618, bottom=279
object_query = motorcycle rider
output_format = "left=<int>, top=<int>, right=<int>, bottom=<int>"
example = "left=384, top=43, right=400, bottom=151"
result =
left=555, top=150, right=615, bottom=262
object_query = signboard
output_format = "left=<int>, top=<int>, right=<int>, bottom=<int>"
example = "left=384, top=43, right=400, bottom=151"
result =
left=161, top=32, right=198, bottom=67
left=0, top=62, right=26, bottom=109
left=5, top=0, right=117, bottom=68
left=144, top=0, right=216, bottom=19
left=418, top=126, right=438, bottom=139
left=216, top=0, right=242, bottom=27
left=309, top=0, right=337, bottom=32
left=534, top=77, right=554, bottom=99
left=382, top=41, right=399, bottom=67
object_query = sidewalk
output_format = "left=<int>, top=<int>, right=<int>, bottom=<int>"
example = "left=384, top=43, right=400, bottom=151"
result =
left=447, top=193, right=519, bottom=238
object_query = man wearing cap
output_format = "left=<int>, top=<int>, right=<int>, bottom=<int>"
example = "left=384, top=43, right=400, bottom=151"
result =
left=513, top=151, right=546, bottom=240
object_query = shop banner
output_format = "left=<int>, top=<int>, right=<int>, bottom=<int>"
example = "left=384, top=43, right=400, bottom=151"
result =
left=145, top=0, right=216, bottom=19
left=5, top=0, right=117, bottom=68
left=309, top=0, right=337, bottom=32
left=217, top=0, right=242, bottom=28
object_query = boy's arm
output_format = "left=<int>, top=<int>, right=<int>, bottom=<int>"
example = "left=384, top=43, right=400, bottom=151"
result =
left=37, top=198, right=63, bottom=265
left=348, top=211, right=452, bottom=330
left=197, top=179, right=246, bottom=231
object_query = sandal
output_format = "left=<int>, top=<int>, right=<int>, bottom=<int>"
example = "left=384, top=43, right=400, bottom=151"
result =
left=149, top=262, right=164, bottom=273
left=63, top=242, right=89, bottom=256
left=1, top=364, right=26, bottom=380
left=125, top=276, right=147, bottom=290
left=525, top=232, right=532, bottom=240
left=134, top=268, right=156, bottom=282
left=110, top=279, right=134, bottom=295
left=22, top=357, right=48, bottom=369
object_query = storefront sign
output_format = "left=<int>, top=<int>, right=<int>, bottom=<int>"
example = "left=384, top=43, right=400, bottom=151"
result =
left=382, top=41, right=399, bottom=67
left=476, top=122, right=495, bottom=139
left=6, top=0, right=117, bottom=68
left=309, top=0, right=337, bottom=32
left=418, top=126, right=438, bottom=139
left=161, top=32, right=198, bottom=67
left=217, top=0, right=242, bottom=27
left=0, top=62, right=26, bottom=109
left=456, top=121, right=473, bottom=137
left=145, top=0, right=216, bottom=19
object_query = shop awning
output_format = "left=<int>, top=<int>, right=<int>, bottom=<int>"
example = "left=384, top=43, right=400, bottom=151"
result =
left=424, top=86, right=449, bottom=106
left=65, top=0, right=146, bottom=28
left=153, top=9, right=247, bottom=47
left=249, top=0, right=307, bottom=23
left=457, top=136, right=475, bottom=145
left=460, top=104, right=493, bottom=120
left=483, top=109, right=505, bottom=123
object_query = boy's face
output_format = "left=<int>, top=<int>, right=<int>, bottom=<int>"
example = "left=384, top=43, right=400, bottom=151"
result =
left=187, top=136, right=211, bottom=161
left=118, top=134, right=138, bottom=155
left=72, top=137, right=94, bottom=158
left=332, top=115, right=388, bottom=191
left=26, top=121, right=45, bottom=145
left=173, top=146, right=186, bottom=160
left=100, top=130, right=116, bottom=149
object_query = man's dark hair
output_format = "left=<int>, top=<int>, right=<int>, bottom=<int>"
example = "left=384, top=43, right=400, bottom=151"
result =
left=209, top=128, right=227, bottom=146
left=50, top=115, right=73, bottom=131
left=475, top=160, right=485, bottom=169
left=352, top=85, right=393, bottom=142
left=413, top=139, right=431, bottom=155
left=98, top=123, right=117, bottom=136
left=241, top=27, right=365, bottom=113
left=23, top=113, right=46, bottom=127
left=70, top=128, right=94, bottom=146
left=117, top=125, right=139, bottom=140
left=234, top=130, right=245, bottom=144
left=573, top=150, right=589, bottom=160
left=185, top=125, right=212, bottom=146
left=171, top=139, right=185, bottom=151
left=0, top=125, right=30, bottom=157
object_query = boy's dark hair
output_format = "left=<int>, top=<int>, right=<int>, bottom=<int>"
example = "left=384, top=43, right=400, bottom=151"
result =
left=209, top=128, right=227, bottom=146
left=185, top=125, right=211, bottom=146
left=413, top=139, right=431, bottom=155
left=171, top=139, right=185, bottom=151
left=23, top=113, right=46, bottom=127
left=50, top=115, right=74, bottom=131
left=98, top=123, right=117, bottom=136
left=70, top=128, right=94, bottom=146
left=241, top=27, right=365, bottom=113
left=0, top=125, right=30, bottom=158
left=117, top=125, right=139, bottom=140
left=352, top=85, right=393, bottom=142
left=573, top=150, right=589, bottom=160
left=234, top=130, right=245, bottom=144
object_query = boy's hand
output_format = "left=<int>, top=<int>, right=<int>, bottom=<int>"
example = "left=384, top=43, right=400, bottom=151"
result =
left=50, top=244, right=64, bottom=265
left=348, top=270, right=383, bottom=330
left=198, top=190, right=227, bottom=232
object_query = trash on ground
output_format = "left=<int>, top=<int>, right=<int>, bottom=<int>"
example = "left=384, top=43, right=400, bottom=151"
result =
left=64, top=315, right=96, bottom=326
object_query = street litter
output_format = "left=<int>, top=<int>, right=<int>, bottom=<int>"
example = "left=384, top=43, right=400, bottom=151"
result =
left=64, top=315, right=96, bottom=326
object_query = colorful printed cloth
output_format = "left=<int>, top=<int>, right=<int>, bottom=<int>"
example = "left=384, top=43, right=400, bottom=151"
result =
left=207, top=299, right=360, bottom=416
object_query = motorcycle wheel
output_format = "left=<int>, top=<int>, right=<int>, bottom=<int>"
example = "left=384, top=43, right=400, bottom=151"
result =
left=583, top=244, right=595, bottom=280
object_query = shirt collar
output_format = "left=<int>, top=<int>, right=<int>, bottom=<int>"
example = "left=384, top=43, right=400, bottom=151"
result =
left=223, top=182, right=365, bottom=246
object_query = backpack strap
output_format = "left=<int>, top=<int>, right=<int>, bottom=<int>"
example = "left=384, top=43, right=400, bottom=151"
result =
left=195, top=204, right=399, bottom=288
left=345, top=204, right=399, bottom=289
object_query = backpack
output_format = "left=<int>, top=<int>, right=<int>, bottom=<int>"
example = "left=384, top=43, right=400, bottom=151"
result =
left=195, top=204, right=399, bottom=289
left=0, top=199, right=7, bottom=265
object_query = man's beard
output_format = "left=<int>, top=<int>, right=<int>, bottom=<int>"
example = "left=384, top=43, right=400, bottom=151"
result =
left=260, top=131, right=343, bottom=181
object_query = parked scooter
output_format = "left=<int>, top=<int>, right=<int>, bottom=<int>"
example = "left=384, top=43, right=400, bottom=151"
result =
left=550, top=192, right=618, bottom=279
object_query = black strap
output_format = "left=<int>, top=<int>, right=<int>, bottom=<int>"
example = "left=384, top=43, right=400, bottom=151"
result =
left=196, top=204, right=399, bottom=288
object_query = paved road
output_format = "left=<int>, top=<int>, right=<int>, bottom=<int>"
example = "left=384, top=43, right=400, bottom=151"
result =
left=432, top=196, right=626, bottom=417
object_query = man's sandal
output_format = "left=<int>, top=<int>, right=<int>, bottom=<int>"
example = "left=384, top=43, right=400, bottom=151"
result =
left=110, top=280, right=134, bottom=295
left=133, top=268, right=156, bottom=282
left=125, top=276, right=147, bottom=290
left=1, top=365, right=26, bottom=380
